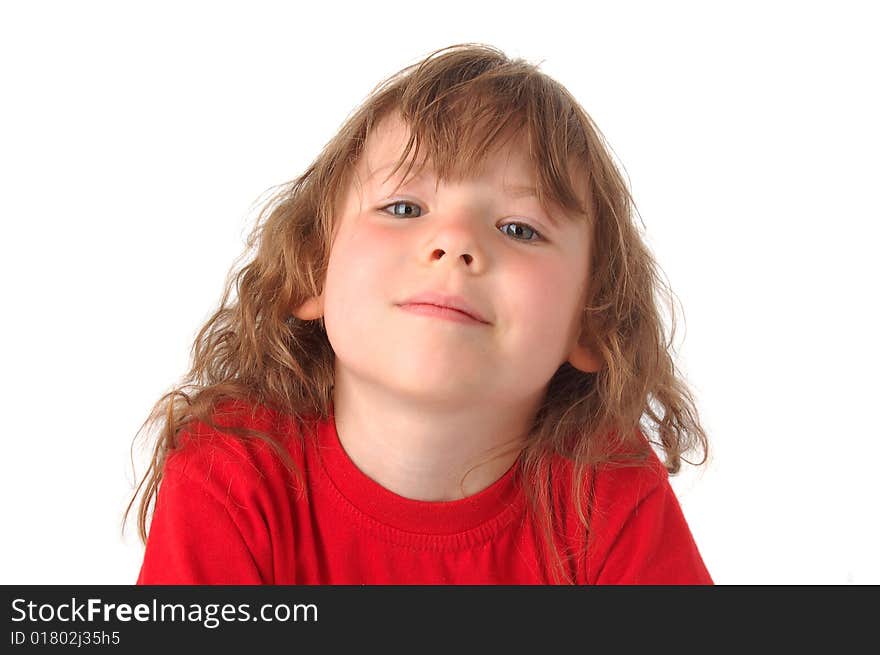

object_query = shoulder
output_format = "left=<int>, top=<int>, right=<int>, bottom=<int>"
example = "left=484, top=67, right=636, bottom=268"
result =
left=163, top=399, right=314, bottom=510
left=547, top=431, right=669, bottom=517
left=567, top=435, right=712, bottom=584
left=590, top=444, right=669, bottom=516
left=543, top=433, right=679, bottom=575
left=141, top=399, right=319, bottom=584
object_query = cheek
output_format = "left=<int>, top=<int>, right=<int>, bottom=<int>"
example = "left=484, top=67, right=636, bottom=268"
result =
left=507, top=257, right=579, bottom=319
left=502, top=256, right=585, bottom=354
left=323, top=224, right=396, bottom=322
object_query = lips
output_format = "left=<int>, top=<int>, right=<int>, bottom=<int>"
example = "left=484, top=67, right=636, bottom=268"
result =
left=397, top=292, right=490, bottom=324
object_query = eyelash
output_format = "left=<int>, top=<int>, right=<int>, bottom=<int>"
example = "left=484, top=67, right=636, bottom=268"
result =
left=379, top=200, right=544, bottom=243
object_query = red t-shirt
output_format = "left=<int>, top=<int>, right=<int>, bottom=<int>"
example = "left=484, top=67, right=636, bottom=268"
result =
left=136, top=402, right=712, bottom=584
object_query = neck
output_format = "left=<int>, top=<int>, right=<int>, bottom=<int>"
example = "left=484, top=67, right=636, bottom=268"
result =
left=331, top=366, right=543, bottom=501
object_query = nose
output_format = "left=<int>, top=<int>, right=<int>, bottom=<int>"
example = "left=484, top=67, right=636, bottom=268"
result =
left=423, top=210, right=488, bottom=273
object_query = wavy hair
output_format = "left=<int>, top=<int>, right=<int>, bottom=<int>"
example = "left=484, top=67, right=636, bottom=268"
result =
left=124, top=43, right=708, bottom=584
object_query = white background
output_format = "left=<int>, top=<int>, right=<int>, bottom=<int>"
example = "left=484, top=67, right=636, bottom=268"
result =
left=1, top=1, right=877, bottom=585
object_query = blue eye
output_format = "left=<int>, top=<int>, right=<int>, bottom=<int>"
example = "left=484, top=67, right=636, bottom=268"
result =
left=381, top=201, right=542, bottom=243
left=500, top=222, right=542, bottom=242
left=382, top=200, right=422, bottom=217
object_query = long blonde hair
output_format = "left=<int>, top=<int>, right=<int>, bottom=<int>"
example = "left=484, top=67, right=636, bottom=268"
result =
left=124, top=43, right=708, bottom=584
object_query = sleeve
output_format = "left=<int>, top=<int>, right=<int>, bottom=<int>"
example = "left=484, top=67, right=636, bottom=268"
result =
left=136, top=444, right=267, bottom=585
left=586, top=462, right=713, bottom=585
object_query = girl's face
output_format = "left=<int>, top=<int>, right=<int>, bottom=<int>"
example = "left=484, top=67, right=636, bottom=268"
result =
left=320, top=114, right=594, bottom=408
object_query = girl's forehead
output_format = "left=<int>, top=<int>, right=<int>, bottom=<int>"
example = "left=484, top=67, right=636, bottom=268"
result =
left=359, top=113, right=536, bottom=188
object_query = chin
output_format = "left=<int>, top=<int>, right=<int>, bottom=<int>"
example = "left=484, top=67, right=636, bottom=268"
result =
left=396, top=365, right=486, bottom=390
left=383, top=361, right=492, bottom=397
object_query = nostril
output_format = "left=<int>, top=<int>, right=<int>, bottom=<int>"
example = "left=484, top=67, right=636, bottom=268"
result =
left=431, top=249, right=474, bottom=264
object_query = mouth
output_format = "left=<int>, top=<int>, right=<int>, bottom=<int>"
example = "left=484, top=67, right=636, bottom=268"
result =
left=397, top=303, right=489, bottom=326
left=397, top=292, right=491, bottom=325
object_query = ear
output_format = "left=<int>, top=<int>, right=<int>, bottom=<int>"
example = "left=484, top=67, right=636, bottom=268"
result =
left=292, top=294, right=324, bottom=321
left=566, top=336, right=603, bottom=373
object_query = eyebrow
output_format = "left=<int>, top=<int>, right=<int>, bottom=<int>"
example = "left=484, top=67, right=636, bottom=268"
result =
left=503, top=185, right=539, bottom=199
left=364, top=162, right=431, bottom=186
left=366, top=162, right=539, bottom=199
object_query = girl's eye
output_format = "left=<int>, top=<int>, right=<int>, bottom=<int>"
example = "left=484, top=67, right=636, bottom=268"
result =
left=381, top=201, right=542, bottom=243
left=381, top=200, right=422, bottom=217
left=500, top=222, right=542, bottom=242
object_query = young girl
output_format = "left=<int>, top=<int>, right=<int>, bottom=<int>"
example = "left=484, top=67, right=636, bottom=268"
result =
left=127, top=43, right=712, bottom=585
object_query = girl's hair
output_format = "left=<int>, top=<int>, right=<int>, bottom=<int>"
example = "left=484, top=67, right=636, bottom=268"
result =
left=124, top=43, right=708, bottom=584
